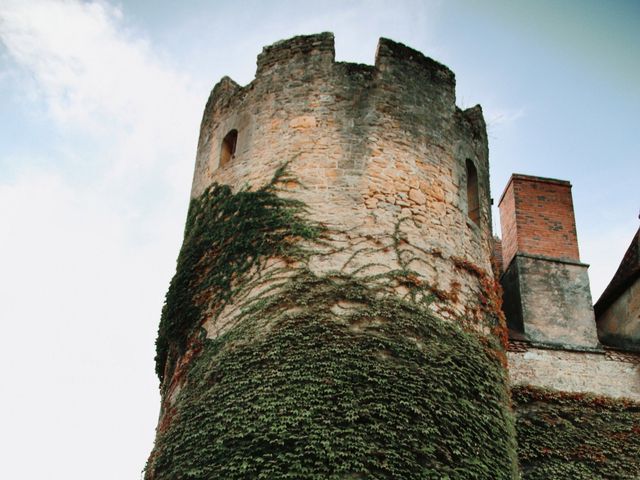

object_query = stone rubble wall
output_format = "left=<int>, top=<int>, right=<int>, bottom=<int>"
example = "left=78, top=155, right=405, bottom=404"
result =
left=502, top=255, right=598, bottom=348
left=190, top=33, right=496, bottom=333
left=597, top=276, right=640, bottom=352
left=508, top=344, right=640, bottom=401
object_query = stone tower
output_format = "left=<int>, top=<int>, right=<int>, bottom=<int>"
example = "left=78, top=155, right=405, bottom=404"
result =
left=146, top=33, right=518, bottom=479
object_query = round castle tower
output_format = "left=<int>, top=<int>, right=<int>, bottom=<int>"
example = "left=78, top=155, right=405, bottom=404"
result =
left=147, top=33, right=517, bottom=479
left=193, top=32, right=496, bottom=326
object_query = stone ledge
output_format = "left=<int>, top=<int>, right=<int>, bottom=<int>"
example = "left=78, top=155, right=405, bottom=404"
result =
left=508, top=346, right=640, bottom=401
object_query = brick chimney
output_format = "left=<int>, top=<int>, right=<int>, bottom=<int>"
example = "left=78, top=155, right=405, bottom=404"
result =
left=491, top=236, right=504, bottom=277
left=498, top=174, right=599, bottom=349
left=499, top=175, right=580, bottom=268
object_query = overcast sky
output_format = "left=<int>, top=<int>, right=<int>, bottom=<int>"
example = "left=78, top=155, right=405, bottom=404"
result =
left=0, top=1, right=638, bottom=478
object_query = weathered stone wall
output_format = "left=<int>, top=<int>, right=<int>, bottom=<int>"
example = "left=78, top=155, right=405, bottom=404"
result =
left=191, top=32, right=496, bottom=333
left=146, top=33, right=519, bottom=480
left=502, top=255, right=599, bottom=348
left=508, top=343, right=640, bottom=401
left=597, top=277, right=640, bottom=352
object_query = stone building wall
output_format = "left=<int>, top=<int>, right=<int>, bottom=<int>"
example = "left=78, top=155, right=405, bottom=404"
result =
left=191, top=32, right=497, bottom=335
left=595, top=228, right=640, bottom=352
left=501, top=255, right=598, bottom=348
left=508, top=343, right=640, bottom=400
left=597, top=277, right=640, bottom=351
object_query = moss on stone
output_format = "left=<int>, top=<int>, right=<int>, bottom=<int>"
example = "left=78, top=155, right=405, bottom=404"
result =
left=148, top=270, right=517, bottom=479
left=147, top=169, right=518, bottom=479
left=155, top=164, right=323, bottom=381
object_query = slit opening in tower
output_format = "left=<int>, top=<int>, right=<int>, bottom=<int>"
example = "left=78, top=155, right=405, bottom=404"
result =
left=220, top=129, right=238, bottom=167
left=466, top=159, right=480, bottom=225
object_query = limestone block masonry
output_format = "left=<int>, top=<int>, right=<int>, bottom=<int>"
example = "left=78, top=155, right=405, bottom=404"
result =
left=146, top=33, right=519, bottom=480
left=598, top=277, right=640, bottom=350
left=508, top=343, right=640, bottom=401
left=146, top=32, right=640, bottom=480
left=501, top=254, right=598, bottom=347
left=595, top=228, right=640, bottom=351
left=192, top=32, right=496, bottom=332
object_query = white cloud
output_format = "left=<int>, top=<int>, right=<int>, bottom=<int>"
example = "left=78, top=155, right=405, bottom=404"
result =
left=0, top=0, right=203, bottom=186
left=0, top=1, right=205, bottom=478
left=0, top=170, right=184, bottom=478
left=485, top=105, right=525, bottom=128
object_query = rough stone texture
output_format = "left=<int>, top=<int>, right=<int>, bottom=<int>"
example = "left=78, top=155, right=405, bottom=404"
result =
left=501, top=254, right=599, bottom=348
left=147, top=32, right=640, bottom=479
left=508, top=344, right=640, bottom=401
left=147, top=33, right=519, bottom=480
left=597, top=277, right=640, bottom=352
left=498, top=175, right=580, bottom=268
left=595, top=228, right=640, bottom=352
left=500, top=255, right=525, bottom=334
left=191, top=32, right=495, bottom=331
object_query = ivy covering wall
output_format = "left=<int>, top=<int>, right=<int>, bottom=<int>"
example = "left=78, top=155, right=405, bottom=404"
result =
left=513, top=386, right=640, bottom=480
left=146, top=169, right=518, bottom=479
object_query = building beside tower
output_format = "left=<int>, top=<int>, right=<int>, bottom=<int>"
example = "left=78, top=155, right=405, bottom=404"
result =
left=594, top=227, right=640, bottom=351
left=145, top=33, right=640, bottom=480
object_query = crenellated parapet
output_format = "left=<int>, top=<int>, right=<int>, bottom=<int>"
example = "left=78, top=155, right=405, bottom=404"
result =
left=256, top=31, right=335, bottom=76
left=194, top=33, right=466, bottom=191
left=189, top=33, right=495, bottom=333
left=146, top=33, right=519, bottom=480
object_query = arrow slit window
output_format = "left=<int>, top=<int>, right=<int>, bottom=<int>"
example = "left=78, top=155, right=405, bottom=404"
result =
left=220, top=129, right=238, bottom=167
left=466, top=159, right=480, bottom=224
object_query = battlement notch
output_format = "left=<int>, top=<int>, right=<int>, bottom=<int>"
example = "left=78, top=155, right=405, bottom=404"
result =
left=256, top=32, right=335, bottom=76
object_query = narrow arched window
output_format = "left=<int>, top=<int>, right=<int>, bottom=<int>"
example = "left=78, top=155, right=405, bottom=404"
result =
left=219, top=129, right=238, bottom=167
left=466, top=159, right=480, bottom=225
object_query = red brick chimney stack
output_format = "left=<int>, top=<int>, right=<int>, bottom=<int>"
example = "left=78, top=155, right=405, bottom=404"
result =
left=499, top=174, right=580, bottom=270
left=497, top=174, right=598, bottom=349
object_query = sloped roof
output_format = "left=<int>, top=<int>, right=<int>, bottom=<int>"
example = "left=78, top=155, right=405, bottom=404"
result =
left=594, top=227, right=640, bottom=317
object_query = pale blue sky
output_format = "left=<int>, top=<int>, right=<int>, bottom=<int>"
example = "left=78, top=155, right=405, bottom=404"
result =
left=0, top=1, right=638, bottom=478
